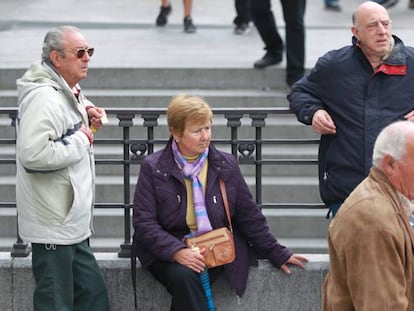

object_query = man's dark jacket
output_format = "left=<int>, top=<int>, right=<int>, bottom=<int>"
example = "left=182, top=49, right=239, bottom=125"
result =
left=133, top=139, right=293, bottom=296
left=288, top=35, right=414, bottom=205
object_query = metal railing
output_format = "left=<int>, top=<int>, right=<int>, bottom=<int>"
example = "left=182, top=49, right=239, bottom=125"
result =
left=0, top=107, right=323, bottom=258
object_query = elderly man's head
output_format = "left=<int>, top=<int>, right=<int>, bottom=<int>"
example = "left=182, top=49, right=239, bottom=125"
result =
left=373, top=121, right=414, bottom=200
left=42, top=26, right=93, bottom=88
left=351, top=2, right=393, bottom=63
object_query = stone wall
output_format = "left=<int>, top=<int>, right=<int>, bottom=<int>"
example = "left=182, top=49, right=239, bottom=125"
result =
left=0, top=253, right=329, bottom=311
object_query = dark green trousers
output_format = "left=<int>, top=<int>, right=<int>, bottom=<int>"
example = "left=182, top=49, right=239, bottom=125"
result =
left=31, top=239, right=109, bottom=311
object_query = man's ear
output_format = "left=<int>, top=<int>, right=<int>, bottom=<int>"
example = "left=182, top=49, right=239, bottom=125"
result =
left=49, top=50, right=61, bottom=68
left=382, top=154, right=396, bottom=173
left=351, top=26, right=359, bottom=41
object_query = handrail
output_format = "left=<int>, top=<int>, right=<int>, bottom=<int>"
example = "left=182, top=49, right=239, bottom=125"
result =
left=0, top=107, right=323, bottom=257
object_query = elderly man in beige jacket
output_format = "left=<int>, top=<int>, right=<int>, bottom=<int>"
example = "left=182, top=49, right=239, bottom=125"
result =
left=323, top=120, right=414, bottom=310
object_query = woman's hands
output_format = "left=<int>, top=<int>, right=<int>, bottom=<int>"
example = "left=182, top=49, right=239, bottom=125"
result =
left=280, top=254, right=309, bottom=274
left=173, top=247, right=206, bottom=273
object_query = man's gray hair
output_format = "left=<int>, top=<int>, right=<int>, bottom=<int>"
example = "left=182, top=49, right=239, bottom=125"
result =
left=372, top=121, right=414, bottom=166
left=41, top=26, right=80, bottom=62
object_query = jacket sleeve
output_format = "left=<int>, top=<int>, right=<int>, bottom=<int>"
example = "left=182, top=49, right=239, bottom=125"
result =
left=17, top=88, right=90, bottom=172
left=133, top=159, right=185, bottom=262
left=287, top=55, right=329, bottom=125
left=225, top=156, right=294, bottom=267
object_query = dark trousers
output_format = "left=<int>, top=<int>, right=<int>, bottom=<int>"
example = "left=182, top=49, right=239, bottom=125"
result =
left=234, top=0, right=251, bottom=26
left=31, top=240, right=109, bottom=311
left=251, top=0, right=306, bottom=84
left=148, top=261, right=223, bottom=311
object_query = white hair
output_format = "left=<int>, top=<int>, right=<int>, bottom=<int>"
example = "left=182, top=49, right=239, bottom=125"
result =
left=372, top=121, right=414, bottom=166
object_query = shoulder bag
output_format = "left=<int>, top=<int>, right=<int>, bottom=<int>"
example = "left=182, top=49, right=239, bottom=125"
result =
left=185, top=178, right=235, bottom=268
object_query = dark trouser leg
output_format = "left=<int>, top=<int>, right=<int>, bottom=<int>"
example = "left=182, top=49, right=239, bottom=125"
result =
left=32, top=243, right=73, bottom=311
left=251, top=0, right=283, bottom=58
left=234, top=0, right=251, bottom=25
left=281, top=0, right=306, bottom=85
left=32, top=240, right=109, bottom=311
left=73, top=240, right=109, bottom=311
left=149, top=261, right=214, bottom=311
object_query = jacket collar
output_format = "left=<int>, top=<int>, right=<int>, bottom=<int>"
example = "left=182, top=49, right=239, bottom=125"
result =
left=370, top=167, right=414, bottom=245
left=352, top=35, right=407, bottom=75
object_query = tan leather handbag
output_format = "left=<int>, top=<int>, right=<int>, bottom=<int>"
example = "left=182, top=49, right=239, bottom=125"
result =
left=185, top=178, right=235, bottom=268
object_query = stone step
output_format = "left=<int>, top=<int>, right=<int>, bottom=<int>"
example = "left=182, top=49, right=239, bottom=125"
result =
left=88, top=237, right=329, bottom=254
left=0, top=88, right=289, bottom=108
left=0, top=114, right=320, bottom=142
left=0, top=236, right=328, bottom=255
left=0, top=175, right=321, bottom=204
left=0, top=207, right=328, bottom=240
left=0, top=67, right=287, bottom=90
left=0, top=160, right=318, bottom=179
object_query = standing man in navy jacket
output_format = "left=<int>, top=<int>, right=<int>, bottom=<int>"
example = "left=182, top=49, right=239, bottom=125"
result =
left=288, top=1, right=414, bottom=217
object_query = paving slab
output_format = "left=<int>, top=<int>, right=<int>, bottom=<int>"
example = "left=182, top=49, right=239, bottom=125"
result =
left=0, top=0, right=413, bottom=70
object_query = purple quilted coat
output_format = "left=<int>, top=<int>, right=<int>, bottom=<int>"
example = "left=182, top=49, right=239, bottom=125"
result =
left=133, top=139, right=293, bottom=296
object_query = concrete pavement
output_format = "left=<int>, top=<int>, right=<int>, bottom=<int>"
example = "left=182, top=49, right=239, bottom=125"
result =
left=0, top=0, right=413, bottom=71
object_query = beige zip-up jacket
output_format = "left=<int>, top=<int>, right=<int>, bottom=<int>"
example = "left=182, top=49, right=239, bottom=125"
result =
left=323, top=167, right=414, bottom=311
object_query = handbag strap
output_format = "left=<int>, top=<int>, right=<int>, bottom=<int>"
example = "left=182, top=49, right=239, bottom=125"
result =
left=219, top=178, right=233, bottom=232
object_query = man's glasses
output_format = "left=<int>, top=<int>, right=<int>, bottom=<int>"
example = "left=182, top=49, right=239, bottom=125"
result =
left=74, top=48, right=94, bottom=58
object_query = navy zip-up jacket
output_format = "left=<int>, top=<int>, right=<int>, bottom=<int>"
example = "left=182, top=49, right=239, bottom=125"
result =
left=133, top=139, right=293, bottom=296
left=288, top=35, right=414, bottom=205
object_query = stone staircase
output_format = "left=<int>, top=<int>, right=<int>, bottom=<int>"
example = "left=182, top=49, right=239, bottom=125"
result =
left=0, top=65, right=329, bottom=256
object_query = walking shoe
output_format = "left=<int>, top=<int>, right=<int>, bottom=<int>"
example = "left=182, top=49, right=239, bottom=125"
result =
left=184, top=16, right=197, bottom=34
left=325, top=2, right=342, bottom=11
left=234, top=23, right=250, bottom=35
left=254, top=52, right=282, bottom=69
left=156, top=5, right=172, bottom=26
left=372, top=0, right=399, bottom=8
left=410, top=0, right=414, bottom=8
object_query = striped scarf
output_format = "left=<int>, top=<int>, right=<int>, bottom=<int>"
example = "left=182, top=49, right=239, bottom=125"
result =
left=172, top=140, right=212, bottom=235
left=172, top=140, right=215, bottom=311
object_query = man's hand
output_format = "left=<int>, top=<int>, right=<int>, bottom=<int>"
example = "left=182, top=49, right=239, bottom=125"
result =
left=79, top=124, right=93, bottom=145
left=86, top=106, right=107, bottom=131
left=404, top=110, right=414, bottom=121
left=312, top=109, right=336, bottom=135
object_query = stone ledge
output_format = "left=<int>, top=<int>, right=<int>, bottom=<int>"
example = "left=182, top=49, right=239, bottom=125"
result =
left=0, top=252, right=328, bottom=311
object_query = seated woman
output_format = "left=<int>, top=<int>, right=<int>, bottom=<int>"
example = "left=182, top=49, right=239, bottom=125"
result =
left=132, top=94, right=308, bottom=310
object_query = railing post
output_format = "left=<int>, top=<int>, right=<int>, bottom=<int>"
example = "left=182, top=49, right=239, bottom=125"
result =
left=224, top=112, right=242, bottom=158
left=141, top=113, right=160, bottom=155
left=250, top=113, right=267, bottom=206
left=10, top=110, right=30, bottom=257
left=11, top=223, right=30, bottom=257
left=117, top=113, right=135, bottom=258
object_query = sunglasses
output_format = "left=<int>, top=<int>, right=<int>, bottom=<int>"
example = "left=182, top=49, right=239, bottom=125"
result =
left=69, top=48, right=94, bottom=58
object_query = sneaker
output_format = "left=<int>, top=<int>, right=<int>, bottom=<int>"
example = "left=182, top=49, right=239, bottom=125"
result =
left=234, top=23, right=250, bottom=35
left=156, top=5, right=172, bottom=26
left=409, top=0, right=414, bottom=8
left=253, top=52, right=282, bottom=69
left=372, top=0, right=399, bottom=8
left=325, top=2, right=342, bottom=11
left=184, top=16, right=197, bottom=34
